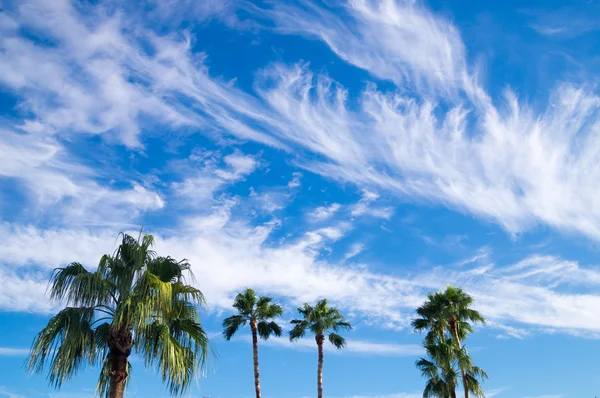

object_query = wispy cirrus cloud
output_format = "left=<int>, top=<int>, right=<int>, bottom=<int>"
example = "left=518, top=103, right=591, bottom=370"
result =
left=341, top=393, right=421, bottom=398
left=258, top=0, right=481, bottom=99
left=2, top=209, right=600, bottom=338
left=255, top=61, right=600, bottom=239
left=523, top=395, right=565, bottom=398
left=4, top=0, right=600, bottom=243
left=0, top=130, right=164, bottom=225
left=0, top=386, right=26, bottom=398
left=237, top=335, right=423, bottom=357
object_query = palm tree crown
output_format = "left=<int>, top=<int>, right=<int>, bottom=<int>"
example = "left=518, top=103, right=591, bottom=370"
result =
left=27, top=233, right=210, bottom=397
left=288, top=299, right=352, bottom=346
left=222, top=288, right=283, bottom=341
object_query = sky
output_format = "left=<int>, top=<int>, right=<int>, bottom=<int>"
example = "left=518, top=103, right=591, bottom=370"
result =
left=0, top=0, right=600, bottom=397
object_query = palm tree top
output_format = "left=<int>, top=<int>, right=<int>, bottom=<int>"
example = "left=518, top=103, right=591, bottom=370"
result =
left=412, top=286, right=485, bottom=339
left=222, top=288, right=283, bottom=341
left=289, top=299, right=351, bottom=348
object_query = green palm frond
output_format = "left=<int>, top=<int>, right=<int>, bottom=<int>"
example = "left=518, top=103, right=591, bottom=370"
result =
left=257, top=302, right=283, bottom=320
left=147, top=257, right=191, bottom=283
left=232, top=288, right=257, bottom=316
left=50, top=263, right=114, bottom=308
left=257, top=321, right=282, bottom=340
left=289, top=319, right=309, bottom=341
left=327, top=332, right=346, bottom=349
left=222, top=315, right=246, bottom=340
left=27, top=307, right=100, bottom=388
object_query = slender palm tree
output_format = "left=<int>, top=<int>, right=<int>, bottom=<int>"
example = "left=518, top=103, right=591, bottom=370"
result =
left=289, top=299, right=352, bottom=398
left=222, top=288, right=283, bottom=398
left=413, top=286, right=486, bottom=398
left=27, top=233, right=210, bottom=398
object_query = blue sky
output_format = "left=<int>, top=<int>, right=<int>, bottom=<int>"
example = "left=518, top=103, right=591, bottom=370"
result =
left=1, top=0, right=600, bottom=397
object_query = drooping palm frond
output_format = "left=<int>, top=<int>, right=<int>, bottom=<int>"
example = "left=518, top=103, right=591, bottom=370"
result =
left=49, top=263, right=114, bottom=308
left=257, top=321, right=282, bottom=340
left=327, top=333, right=346, bottom=349
left=27, top=306, right=100, bottom=388
left=289, top=319, right=309, bottom=341
left=222, top=315, right=246, bottom=340
left=147, top=256, right=192, bottom=284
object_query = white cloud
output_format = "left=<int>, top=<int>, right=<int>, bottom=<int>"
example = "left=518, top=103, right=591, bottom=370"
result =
left=0, top=130, right=164, bottom=225
left=523, top=395, right=565, bottom=398
left=3, top=211, right=600, bottom=337
left=0, top=386, right=26, bottom=398
left=343, top=394, right=421, bottom=398
left=245, top=4, right=600, bottom=240
left=344, top=243, right=365, bottom=261
left=350, top=190, right=394, bottom=219
left=4, top=0, right=600, bottom=242
left=0, top=265, right=56, bottom=313
left=287, top=172, right=302, bottom=189
left=0, top=347, right=29, bottom=356
left=0, top=223, right=115, bottom=269
left=251, top=60, right=600, bottom=239
left=172, top=150, right=258, bottom=204
left=239, top=335, right=422, bottom=357
left=261, top=0, right=481, bottom=99
left=308, top=203, right=342, bottom=222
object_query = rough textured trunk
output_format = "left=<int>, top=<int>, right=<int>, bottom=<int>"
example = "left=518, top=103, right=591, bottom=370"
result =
left=450, top=386, right=457, bottom=398
left=449, top=319, right=468, bottom=398
left=250, top=319, right=261, bottom=398
left=108, top=329, right=133, bottom=398
left=316, top=334, right=324, bottom=398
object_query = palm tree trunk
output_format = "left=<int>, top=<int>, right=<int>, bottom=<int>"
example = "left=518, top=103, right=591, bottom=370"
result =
left=449, top=320, right=468, bottom=398
left=250, top=319, right=261, bottom=398
left=450, top=387, right=457, bottom=398
left=108, top=329, right=132, bottom=398
left=316, top=334, right=324, bottom=398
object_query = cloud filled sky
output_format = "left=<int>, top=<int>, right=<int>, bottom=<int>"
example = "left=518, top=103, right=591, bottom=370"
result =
left=1, top=0, right=600, bottom=397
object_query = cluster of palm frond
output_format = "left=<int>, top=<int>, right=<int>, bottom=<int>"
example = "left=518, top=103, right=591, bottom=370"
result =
left=413, top=286, right=487, bottom=398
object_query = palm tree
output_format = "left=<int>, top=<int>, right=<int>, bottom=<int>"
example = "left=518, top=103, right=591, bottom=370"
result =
left=27, top=233, right=210, bottom=398
left=222, top=288, right=283, bottom=398
left=289, top=299, right=352, bottom=398
left=413, top=286, right=486, bottom=398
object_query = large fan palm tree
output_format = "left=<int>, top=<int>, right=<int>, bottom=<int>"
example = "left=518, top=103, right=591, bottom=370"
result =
left=27, top=233, right=210, bottom=398
left=413, top=286, right=486, bottom=398
left=222, top=288, right=283, bottom=398
left=289, top=299, right=352, bottom=398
